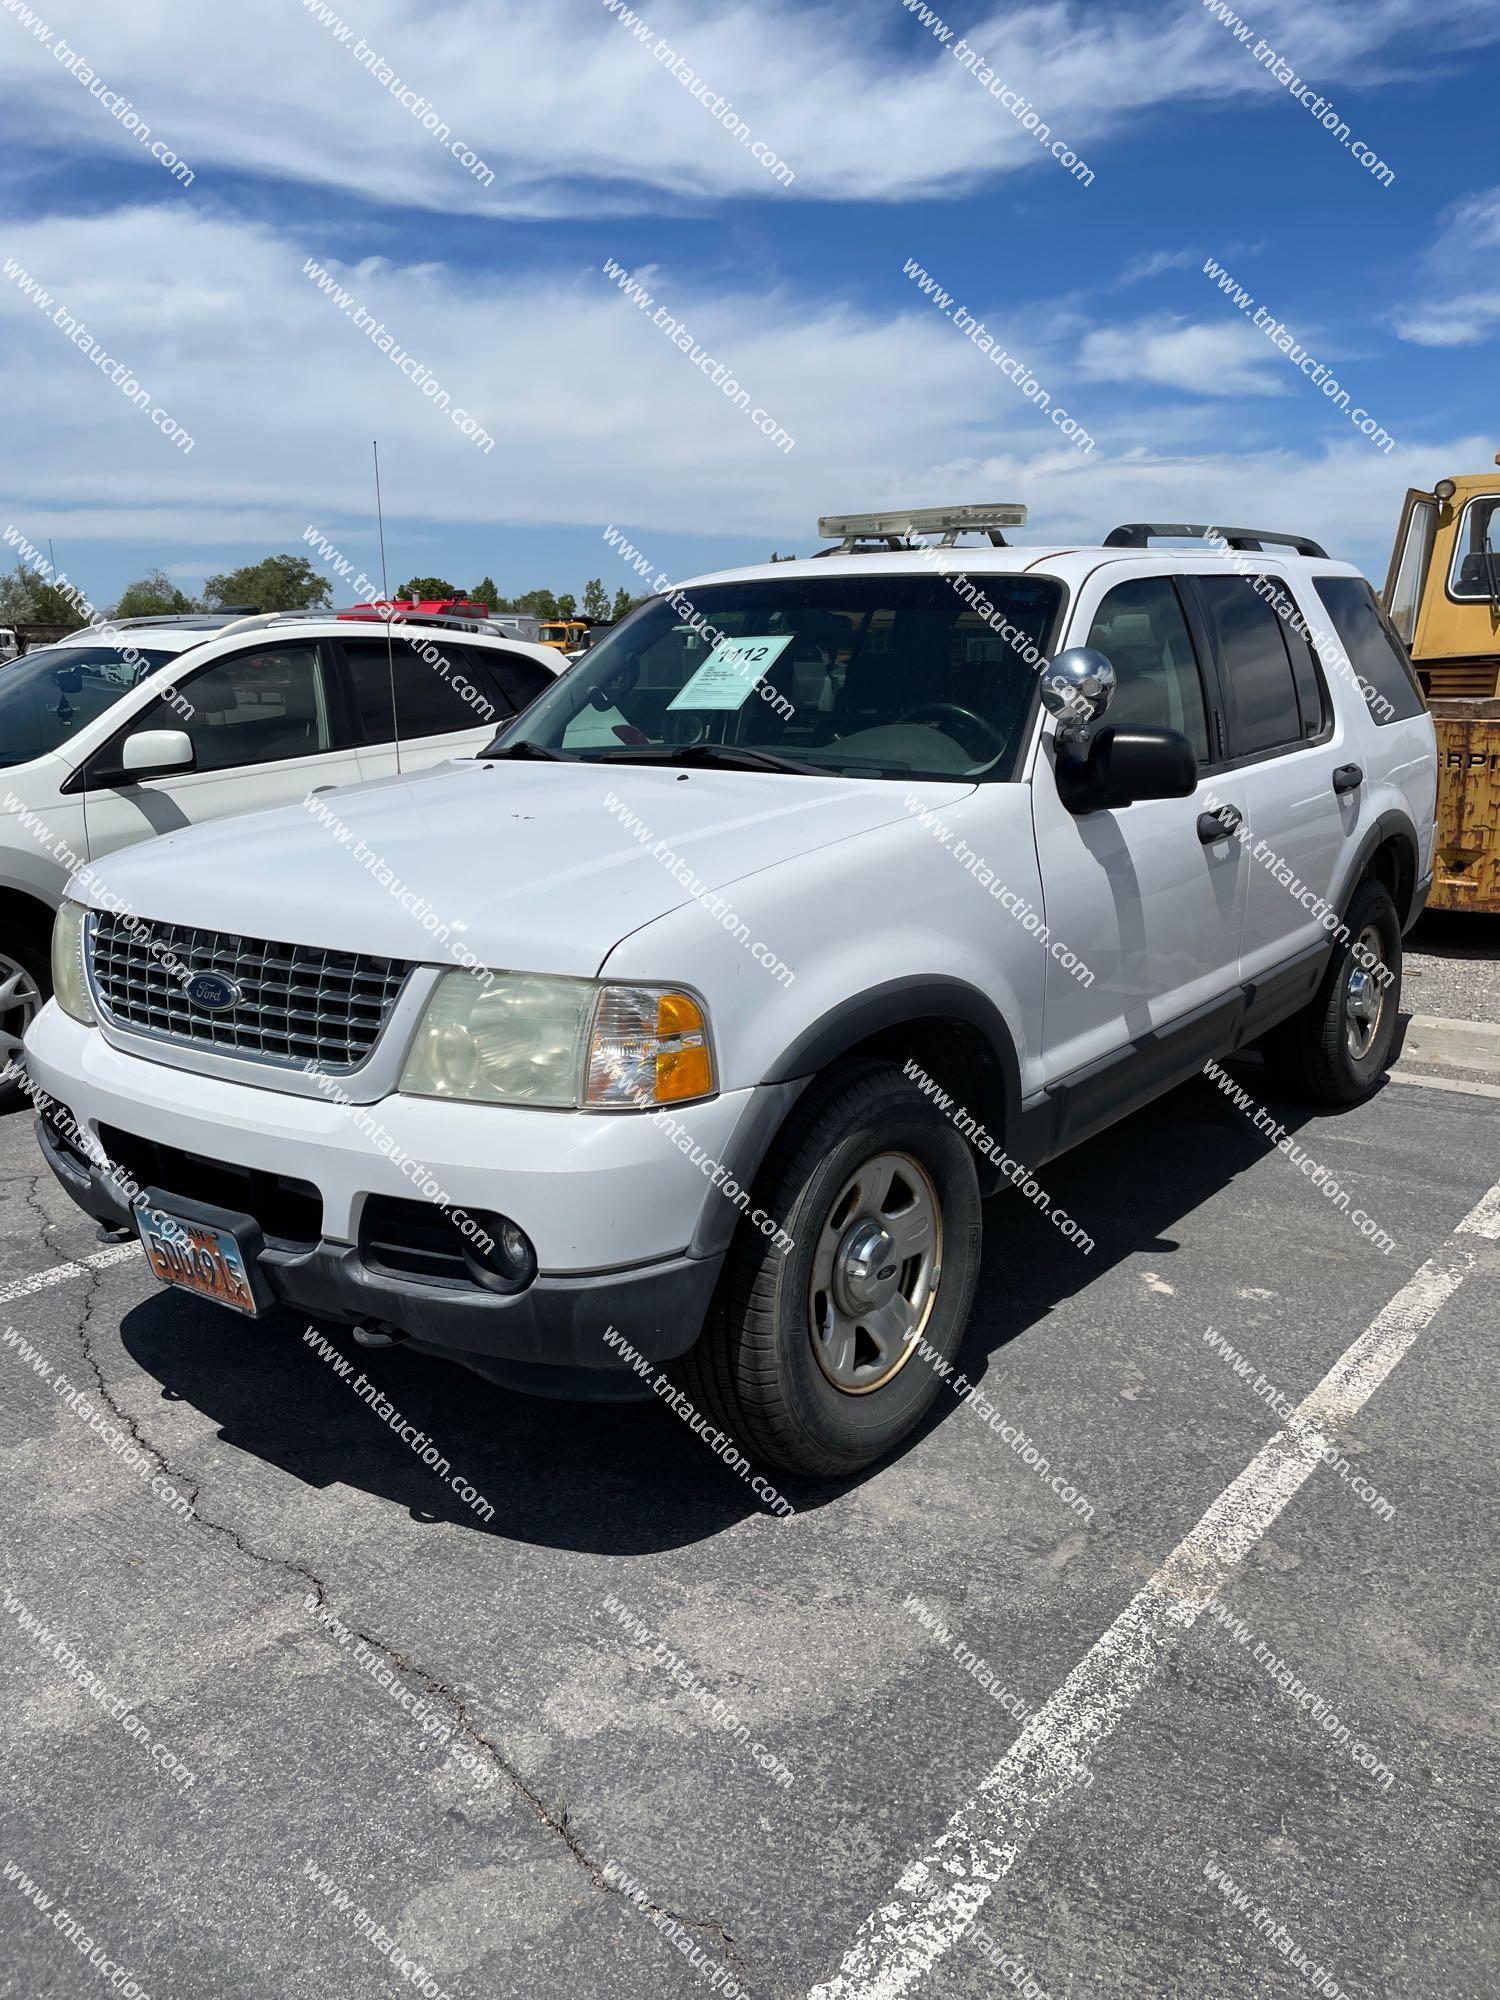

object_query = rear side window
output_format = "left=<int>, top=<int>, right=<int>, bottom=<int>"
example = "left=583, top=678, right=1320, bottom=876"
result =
left=1194, top=576, right=1303, bottom=757
left=464, top=646, right=553, bottom=714
left=342, top=638, right=500, bottom=743
left=1311, top=577, right=1426, bottom=725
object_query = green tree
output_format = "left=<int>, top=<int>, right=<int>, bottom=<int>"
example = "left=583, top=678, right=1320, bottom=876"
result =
left=470, top=575, right=502, bottom=610
left=609, top=585, right=640, bottom=622
left=582, top=577, right=610, bottom=621
left=0, top=564, right=87, bottom=631
left=113, top=568, right=197, bottom=619
left=515, top=587, right=561, bottom=620
left=555, top=593, right=577, bottom=620
left=203, top=554, right=331, bottom=613
left=397, top=575, right=458, bottom=602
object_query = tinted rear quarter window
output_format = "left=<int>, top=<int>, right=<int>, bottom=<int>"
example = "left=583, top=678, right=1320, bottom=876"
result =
left=1194, top=575, right=1303, bottom=757
left=465, top=646, right=553, bottom=714
left=1311, top=577, right=1426, bottom=725
left=342, top=638, right=499, bottom=742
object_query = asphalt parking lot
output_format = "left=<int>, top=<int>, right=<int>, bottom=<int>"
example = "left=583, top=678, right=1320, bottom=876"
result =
left=2, top=978, right=1497, bottom=2000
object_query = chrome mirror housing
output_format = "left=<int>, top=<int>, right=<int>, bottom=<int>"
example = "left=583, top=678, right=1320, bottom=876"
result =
left=1040, top=648, right=1116, bottom=738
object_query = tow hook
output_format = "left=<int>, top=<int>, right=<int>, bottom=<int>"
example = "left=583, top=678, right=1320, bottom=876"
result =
left=352, top=1321, right=406, bottom=1349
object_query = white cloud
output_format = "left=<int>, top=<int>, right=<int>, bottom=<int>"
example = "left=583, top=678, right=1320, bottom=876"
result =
left=1390, top=187, right=1500, bottom=347
left=0, top=0, right=1491, bottom=214
left=1076, top=316, right=1289, bottom=396
left=0, top=206, right=1464, bottom=584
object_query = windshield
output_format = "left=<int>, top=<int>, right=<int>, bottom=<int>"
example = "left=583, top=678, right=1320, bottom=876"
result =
left=485, top=571, right=1063, bottom=779
left=1448, top=496, right=1500, bottom=601
left=0, top=643, right=178, bottom=768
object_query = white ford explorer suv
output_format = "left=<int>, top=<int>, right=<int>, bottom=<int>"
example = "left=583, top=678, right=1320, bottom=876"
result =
left=0, top=609, right=559, bottom=1099
left=26, top=506, right=1437, bottom=1477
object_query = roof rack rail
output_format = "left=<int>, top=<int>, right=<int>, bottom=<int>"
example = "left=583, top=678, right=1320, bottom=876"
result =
left=816, top=503, right=1029, bottom=553
left=108, top=612, right=255, bottom=629
left=1103, top=522, right=1329, bottom=559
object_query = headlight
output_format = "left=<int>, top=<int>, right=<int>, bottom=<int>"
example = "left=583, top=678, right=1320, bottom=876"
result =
left=398, top=972, right=714, bottom=1109
left=51, top=900, right=97, bottom=1026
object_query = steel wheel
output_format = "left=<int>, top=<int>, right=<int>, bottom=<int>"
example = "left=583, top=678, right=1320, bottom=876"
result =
left=807, top=1150, right=942, bottom=1395
left=1344, top=923, right=1387, bottom=1062
left=0, top=949, right=42, bottom=1075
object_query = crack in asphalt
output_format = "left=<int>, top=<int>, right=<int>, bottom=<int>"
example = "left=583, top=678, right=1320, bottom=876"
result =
left=44, top=1238, right=757, bottom=1987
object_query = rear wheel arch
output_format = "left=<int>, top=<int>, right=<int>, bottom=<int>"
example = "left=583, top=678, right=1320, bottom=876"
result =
left=1342, top=811, right=1419, bottom=928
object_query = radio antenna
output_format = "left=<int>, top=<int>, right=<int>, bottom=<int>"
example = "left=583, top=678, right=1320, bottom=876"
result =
left=373, top=438, right=401, bottom=773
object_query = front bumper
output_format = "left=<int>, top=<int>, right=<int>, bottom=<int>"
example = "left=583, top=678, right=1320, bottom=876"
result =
left=38, top=1110, right=722, bottom=1400
left=24, top=1005, right=784, bottom=1400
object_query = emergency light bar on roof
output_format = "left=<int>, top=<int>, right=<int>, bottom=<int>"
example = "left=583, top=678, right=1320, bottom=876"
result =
left=817, top=504, right=1029, bottom=550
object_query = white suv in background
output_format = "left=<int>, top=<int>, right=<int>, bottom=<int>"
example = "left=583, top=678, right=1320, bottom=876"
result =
left=0, top=612, right=559, bottom=1095
left=27, top=508, right=1436, bottom=1476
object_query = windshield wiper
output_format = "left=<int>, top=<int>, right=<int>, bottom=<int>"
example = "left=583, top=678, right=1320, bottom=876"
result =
left=593, top=742, right=810, bottom=775
left=482, top=738, right=576, bottom=762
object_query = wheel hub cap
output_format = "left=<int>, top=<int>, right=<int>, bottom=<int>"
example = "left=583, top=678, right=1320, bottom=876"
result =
left=1345, top=923, right=1387, bottom=1062
left=808, top=1150, right=943, bottom=1396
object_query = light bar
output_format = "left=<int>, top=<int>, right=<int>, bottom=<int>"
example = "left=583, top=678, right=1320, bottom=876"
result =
left=818, top=503, right=1028, bottom=540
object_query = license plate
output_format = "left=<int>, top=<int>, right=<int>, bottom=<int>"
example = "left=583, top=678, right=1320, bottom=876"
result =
left=139, top=1208, right=260, bottom=1317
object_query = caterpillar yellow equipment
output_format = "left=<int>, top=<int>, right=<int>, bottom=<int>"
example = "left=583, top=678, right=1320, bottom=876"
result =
left=1383, top=458, right=1500, bottom=913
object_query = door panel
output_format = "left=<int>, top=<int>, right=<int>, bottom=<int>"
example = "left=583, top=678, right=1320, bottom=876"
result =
left=341, top=637, right=509, bottom=781
left=1188, top=572, right=1352, bottom=982
left=1033, top=568, right=1249, bottom=1084
left=81, top=639, right=364, bottom=865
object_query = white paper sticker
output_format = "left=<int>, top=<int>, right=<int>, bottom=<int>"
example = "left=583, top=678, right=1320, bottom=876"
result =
left=667, top=633, right=794, bottom=712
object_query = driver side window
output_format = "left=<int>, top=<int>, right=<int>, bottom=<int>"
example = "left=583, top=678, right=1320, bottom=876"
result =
left=1086, top=577, right=1211, bottom=762
left=127, top=642, right=336, bottom=773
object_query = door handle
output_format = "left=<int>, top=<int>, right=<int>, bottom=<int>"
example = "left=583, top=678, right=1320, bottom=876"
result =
left=1332, top=763, right=1364, bottom=795
left=1197, top=804, right=1243, bottom=844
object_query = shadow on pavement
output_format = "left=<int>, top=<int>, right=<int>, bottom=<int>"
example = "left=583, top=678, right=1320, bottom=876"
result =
left=117, top=1058, right=1335, bottom=1557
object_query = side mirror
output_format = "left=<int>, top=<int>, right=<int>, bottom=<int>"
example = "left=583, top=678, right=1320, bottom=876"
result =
left=1040, top=647, right=1116, bottom=738
left=1056, top=725, right=1199, bottom=813
left=120, top=728, right=195, bottom=779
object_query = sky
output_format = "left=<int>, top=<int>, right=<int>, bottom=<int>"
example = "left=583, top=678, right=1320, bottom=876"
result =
left=0, top=0, right=1497, bottom=611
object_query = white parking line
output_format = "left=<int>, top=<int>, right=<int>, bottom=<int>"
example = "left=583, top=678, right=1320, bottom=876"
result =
left=808, top=1176, right=1499, bottom=2000
left=0, top=1241, right=141, bottom=1310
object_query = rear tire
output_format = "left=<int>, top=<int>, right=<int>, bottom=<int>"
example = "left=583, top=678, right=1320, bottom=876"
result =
left=0, top=929, right=49, bottom=1113
left=1259, top=878, right=1401, bottom=1105
left=673, top=1059, right=983, bottom=1479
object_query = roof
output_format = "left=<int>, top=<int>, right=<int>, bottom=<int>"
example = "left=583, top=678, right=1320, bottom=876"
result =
left=674, top=542, right=1364, bottom=595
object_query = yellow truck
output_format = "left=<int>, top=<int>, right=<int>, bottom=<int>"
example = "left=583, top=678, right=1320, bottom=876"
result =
left=1383, top=458, right=1500, bottom=913
left=536, top=618, right=590, bottom=653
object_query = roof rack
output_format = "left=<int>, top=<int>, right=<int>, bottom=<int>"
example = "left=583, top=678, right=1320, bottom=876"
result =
left=817, top=503, right=1029, bottom=552
left=109, top=612, right=257, bottom=629
left=1103, top=522, right=1329, bottom=559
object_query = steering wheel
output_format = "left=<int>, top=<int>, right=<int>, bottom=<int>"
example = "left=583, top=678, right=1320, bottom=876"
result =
left=900, top=702, right=1007, bottom=760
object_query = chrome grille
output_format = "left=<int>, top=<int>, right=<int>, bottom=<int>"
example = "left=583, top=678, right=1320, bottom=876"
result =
left=87, top=913, right=411, bottom=1071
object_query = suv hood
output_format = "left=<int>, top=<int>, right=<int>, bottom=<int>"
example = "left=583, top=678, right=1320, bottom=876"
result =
left=75, top=759, right=975, bottom=976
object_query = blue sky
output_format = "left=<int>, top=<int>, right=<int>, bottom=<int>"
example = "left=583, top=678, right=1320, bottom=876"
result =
left=1, top=0, right=1497, bottom=609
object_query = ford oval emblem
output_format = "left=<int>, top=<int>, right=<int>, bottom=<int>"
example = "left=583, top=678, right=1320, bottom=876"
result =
left=186, top=972, right=242, bottom=1012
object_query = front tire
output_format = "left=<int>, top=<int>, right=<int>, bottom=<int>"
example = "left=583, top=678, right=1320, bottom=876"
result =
left=1260, top=877, right=1402, bottom=1105
left=0, top=931, right=48, bottom=1112
left=674, top=1059, right=983, bottom=1479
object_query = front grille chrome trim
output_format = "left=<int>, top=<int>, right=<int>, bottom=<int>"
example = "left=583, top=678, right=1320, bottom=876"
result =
left=85, top=911, right=413, bottom=1076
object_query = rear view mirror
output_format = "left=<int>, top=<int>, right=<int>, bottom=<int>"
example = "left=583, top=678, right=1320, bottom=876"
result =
left=121, top=728, right=195, bottom=779
left=1056, top=725, right=1198, bottom=813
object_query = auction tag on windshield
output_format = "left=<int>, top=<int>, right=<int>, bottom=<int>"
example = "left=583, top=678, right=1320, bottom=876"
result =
left=668, top=633, right=794, bottom=712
